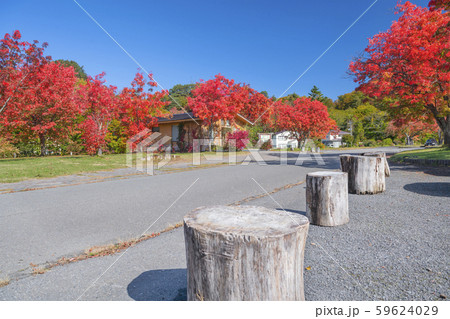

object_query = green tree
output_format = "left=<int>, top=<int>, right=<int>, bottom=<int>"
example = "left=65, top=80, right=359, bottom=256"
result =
left=308, top=85, right=325, bottom=101
left=353, top=103, right=388, bottom=141
left=353, top=121, right=365, bottom=145
left=342, top=134, right=354, bottom=147
left=335, top=91, right=368, bottom=110
left=166, top=83, right=196, bottom=111
left=309, top=86, right=334, bottom=109
left=55, top=59, right=88, bottom=80
left=260, top=91, right=269, bottom=98
left=280, top=93, right=300, bottom=104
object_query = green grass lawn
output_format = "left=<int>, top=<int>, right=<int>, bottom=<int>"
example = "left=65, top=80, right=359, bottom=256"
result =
left=390, top=147, right=450, bottom=162
left=0, top=154, right=128, bottom=183
left=0, top=151, right=249, bottom=183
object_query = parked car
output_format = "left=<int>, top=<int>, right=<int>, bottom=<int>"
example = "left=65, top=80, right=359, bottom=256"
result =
left=424, top=138, right=437, bottom=146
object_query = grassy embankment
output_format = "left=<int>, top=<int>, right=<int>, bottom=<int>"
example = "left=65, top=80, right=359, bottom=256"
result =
left=390, top=147, right=450, bottom=162
left=0, top=151, right=246, bottom=183
left=0, top=154, right=128, bottom=183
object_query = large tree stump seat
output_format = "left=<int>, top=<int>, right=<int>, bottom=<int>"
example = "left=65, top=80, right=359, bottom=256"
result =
left=340, top=154, right=386, bottom=194
left=306, top=171, right=349, bottom=226
left=183, top=205, right=309, bottom=301
left=362, top=151, right=391, bottom=177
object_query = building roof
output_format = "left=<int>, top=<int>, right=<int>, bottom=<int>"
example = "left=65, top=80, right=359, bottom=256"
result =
left=157, top=112, right=254, bottom=126
left=236, top=113, right=254, bottom=126
left=157, top=112, right=199, bottom=123
left=328, top=130, right=351, bottom=136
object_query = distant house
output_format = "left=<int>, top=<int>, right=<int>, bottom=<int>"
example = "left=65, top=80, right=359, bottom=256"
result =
left=322, top=130, right=351, bottom=148
left=156, top=112, right=253, bottom=151
left=258, top=133, right=272, bottom=143
left=271, top=131, right=299, bottom=149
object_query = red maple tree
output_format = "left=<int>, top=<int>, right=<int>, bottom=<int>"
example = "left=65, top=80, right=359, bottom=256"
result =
left=188, top=74, right=263, bottom=150
left=349, top=2, right=450, bottom=145
left=118, top=72, right=170, bottom=140
left=80, top=72, right=118, bottom=155
left=225, top=130, right=249, bottom=151
left=188, top=75, right=249, bottom=125
left=274, top=97, right=336, bottom=147
left=0, top=61, right=81, bottom=155
left=428, top=0, right=450, bottom=11
left=0, top=30, right=50, bottom=116
left=387, top=117, right=438, bottom=145
left=239, top=88, right=273, bottom=124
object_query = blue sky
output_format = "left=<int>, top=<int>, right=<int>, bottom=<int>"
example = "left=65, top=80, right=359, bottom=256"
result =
left=1, top=0, right=429, bottom=100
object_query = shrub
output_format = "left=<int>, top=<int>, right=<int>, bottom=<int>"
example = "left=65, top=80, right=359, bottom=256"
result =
left=366, top=139, right=378, bottom=147
left=260, top=139, right=272, bottom=150
left=62, top=138, right=84, bottom=155
left=313, top=138, right=325, bottom=149
left=342, top=134, right=354, bottom=147
left=226, top=130, right=249, bottom=151
left=382, top=138, right=394, bottom=146
left=0, top=138, right=19, bottom=158
left=15, top=141, right=39, bottom=157
left=315, top=141, right=325, bottom=149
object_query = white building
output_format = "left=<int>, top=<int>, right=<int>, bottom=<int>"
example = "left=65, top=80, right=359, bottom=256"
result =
left=271, top=131, right=299, bottom=149
left=322, top=130, right=351, bottom=148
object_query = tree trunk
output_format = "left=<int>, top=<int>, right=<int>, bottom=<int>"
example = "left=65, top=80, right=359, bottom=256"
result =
left=433, top=115, right=450, bottom=146
left=39, top=134, right=46, bottom=156
left=208, top=123, right=213, bottom=152
left=184, top=205, right=309, bottom=301
left=340, top=155, right=386, bottom=194
left=444, top=118, right=450, bottom=146
left=306, top=171, right=349, bottom=226
left=438, top=129, right=443, bottom=145
left=362, top=151, right=390, bottom=177
left=405, top=134, right=412, bottom=145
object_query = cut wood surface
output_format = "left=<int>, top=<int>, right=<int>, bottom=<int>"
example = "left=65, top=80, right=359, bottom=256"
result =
left=340, top=155, right=386, bottom=194
left=306, top=171, right=349, bottom=226
left=362, top=151, right=391, bottom=177
left=183, top=205, right=309, bottom=301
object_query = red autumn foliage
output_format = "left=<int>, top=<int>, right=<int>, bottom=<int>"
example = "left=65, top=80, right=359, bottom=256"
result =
left=80, top=73, right=118, bottom=155
left=428, top=0, right=450, bottom=11
left=118, top=72, right=170, bottom=139
left=274, top=97, right=336, bottom=146
left=0, top=30, right=50, bottom=116
left=226, top=130, right=249, bottom=151
left=0, top=61, right=81, bottom=155
left=238, top=88, right=273, bottom=124
left=188, top=74, right=250, bottom=129
left=349, top=2, right=450, bottom=145
left=387, top=117, right=438, bottom=144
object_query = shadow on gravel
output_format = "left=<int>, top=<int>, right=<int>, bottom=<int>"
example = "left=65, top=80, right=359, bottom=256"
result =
left=127, top=268, right=187, bottom=301
left=403, top=182, right=450, bottom=197
left=276, top=208, right=307, bottom=216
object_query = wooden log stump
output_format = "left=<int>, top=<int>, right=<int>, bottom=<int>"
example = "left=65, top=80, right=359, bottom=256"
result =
left=362, top=151, right=390, bottom=177
left=183, top=205, right=309, bottom=301
left=306, top=171, right=349, bottom=226
left=340, top=154, right=386, bottom=194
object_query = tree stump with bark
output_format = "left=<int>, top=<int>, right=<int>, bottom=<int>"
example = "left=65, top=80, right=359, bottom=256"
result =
left=183, top=205, right=309, bottom=301
left=340, top=154, right=386, bottom=194
left=362, top=151, right=390, bottom=177
left=306, top=171, right=349, bottom=226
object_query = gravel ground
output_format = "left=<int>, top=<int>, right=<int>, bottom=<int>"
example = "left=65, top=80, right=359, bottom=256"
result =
left=247, top=163, right=450, bottom=301
left=0, top=162, right=448, bottom=301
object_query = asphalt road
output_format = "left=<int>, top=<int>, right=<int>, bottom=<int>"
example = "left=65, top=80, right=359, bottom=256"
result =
left=0, top=147, right=413, bottom=280
left=0, top=151, right=448, bottom=301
